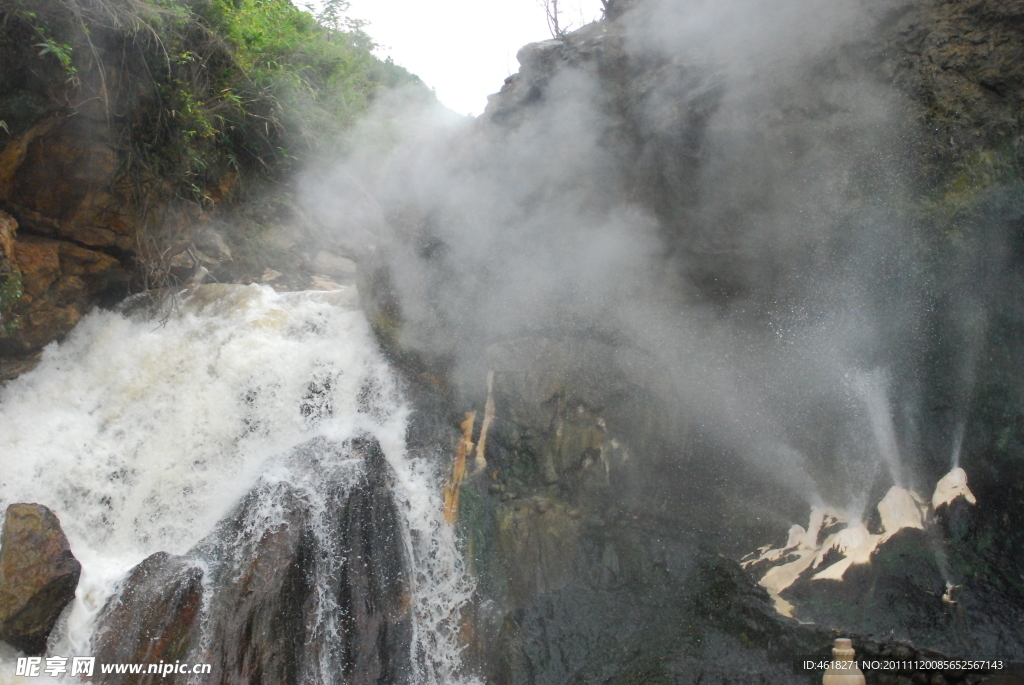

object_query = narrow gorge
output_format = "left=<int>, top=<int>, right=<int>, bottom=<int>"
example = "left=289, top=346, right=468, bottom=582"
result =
left=1, top=0, right=1023, bottom=683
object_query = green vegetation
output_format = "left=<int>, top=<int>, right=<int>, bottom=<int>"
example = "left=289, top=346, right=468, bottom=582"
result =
left=0, top=270, right=22, bottom=333
left=0, top=0, right=425, bottom=205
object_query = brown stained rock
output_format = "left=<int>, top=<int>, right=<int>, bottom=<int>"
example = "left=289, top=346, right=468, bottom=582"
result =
left=58, top=242, right=121, bottom=286
left=11, top=120, right=118, bottom=226
left=205, top=171, right=238, bottom=204
left=4, top=117, right=165, bottom=253
left=12, top=237, right=60, bottom=298
left=24, top=306, right=82, bottom=339
left=0, top=115, right=155, bottom=363
left=92, top=553, right=204, bottom=677
left=0, top=119, right=61, bottom=203
left=0, top=352, right=42, bottom=384
left=10, top=239, right=124, bottom=298
left=6, top=201, right=132, bottom=252
left=0, top=235, right=125, bottom=357
left=0, top=504, right=81, bottom=654
left=0, top=210, right=15, bottom=266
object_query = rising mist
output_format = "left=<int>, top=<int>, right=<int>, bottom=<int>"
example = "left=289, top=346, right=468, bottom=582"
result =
left=302, top=0, right=1012, bottom=541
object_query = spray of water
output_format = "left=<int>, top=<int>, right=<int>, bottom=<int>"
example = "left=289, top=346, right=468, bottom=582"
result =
left=849, top=368, right=904, bottom=489
left=949, top=420, right=965, bottom=471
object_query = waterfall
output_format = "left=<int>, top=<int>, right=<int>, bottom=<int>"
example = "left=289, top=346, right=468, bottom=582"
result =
left=0, top=284, right=476, bottom=683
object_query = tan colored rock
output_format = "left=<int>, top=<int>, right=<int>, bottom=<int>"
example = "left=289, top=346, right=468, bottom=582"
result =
left=877, top=486, right=926, bottom=536
left=0, top=504, right=81, bottom=654
left=312, top=250, right=357, bottom=279
left=261, top=268, right=283, bottom=283
left=12, top=236, right=60, bottom=298
left=932, top=467, right=977, bottom=509
left=308, top=274, right=345, bottom=291
left=822, top=638, right=866, bottom=685
left=194, top=226, right=232, bottom=261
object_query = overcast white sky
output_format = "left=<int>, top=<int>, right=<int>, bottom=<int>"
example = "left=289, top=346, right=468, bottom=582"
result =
left=341, top=0, right=604, bottom=116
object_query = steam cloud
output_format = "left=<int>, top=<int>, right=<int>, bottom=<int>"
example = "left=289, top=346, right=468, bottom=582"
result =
left=302, top=0, right=1002, bottom=531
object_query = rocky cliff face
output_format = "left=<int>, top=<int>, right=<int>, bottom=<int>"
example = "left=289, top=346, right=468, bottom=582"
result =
left=0, top=109, right=357, bottom=379
left=352, top=0, right=1024, bottom=681
left=0, top=114, right=197, bottom=369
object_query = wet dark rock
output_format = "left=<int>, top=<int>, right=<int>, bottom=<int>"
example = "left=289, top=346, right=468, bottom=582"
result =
left=934, top=498, right=975, bottom=542
left=782, top=527, right=1024, bottom=659
left=0, top=503, right=81, bottom=654
left=0, top=352, right=41, bottom=384
left=92, top=553, right=204, bottom=670
left=494, top=549, right=829, bottom=685
left=327, top=445, right=412, bottom=682
left=92, top=438, right=412, bottom=684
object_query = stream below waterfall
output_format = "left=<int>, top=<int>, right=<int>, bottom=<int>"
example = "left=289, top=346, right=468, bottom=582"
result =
left=0, top=284, right=477, bottom=684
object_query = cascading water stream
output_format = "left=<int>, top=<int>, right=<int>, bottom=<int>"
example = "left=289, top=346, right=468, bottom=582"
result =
left=0, top=284, right=477, bottom=683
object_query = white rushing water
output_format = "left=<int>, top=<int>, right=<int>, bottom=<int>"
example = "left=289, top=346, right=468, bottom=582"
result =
left=0, top=284, right=475, bottom=683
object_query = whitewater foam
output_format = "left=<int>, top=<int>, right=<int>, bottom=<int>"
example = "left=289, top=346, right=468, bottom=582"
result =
left=0, top=284, right=476, bottom=683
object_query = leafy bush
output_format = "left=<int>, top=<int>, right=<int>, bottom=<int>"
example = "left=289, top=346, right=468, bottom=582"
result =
left=0, top=0, right=425, bottom=204
left=0, top=270, right=22, bottom=333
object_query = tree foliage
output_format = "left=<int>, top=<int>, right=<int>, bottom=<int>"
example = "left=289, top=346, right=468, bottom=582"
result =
left=0, top=0, right=424, bottom=204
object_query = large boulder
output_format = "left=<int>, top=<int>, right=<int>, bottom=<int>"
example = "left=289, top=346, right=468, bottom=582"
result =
left=92, top=553, right=205, bottom=671
left=0, top=503, right=81, bottom=654
left=93, top=437, right=413, bottom=684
